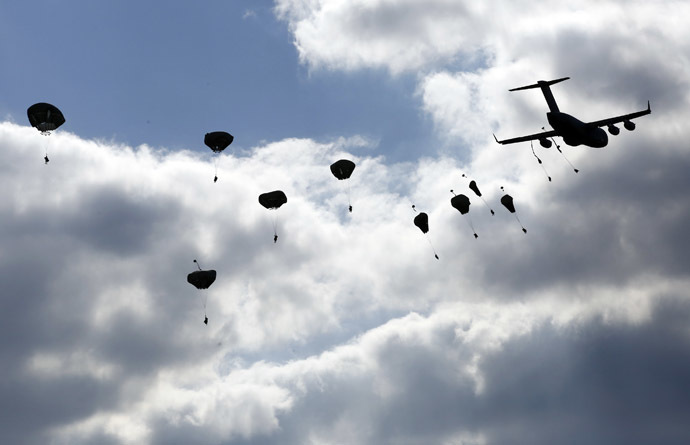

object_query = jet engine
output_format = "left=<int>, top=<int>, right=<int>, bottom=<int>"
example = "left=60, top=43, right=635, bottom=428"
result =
left=539, top=138, right=552, bottom=148
left=624, top=120, right=636, bottom=131
left=607, top=124, right=620, bottom=135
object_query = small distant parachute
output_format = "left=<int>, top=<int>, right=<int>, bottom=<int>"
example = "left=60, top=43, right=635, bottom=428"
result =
left=27, top=103, right=65, bottom=163
left=187, top=259, right=216, bottom=325
left=330, top=159, right=356, bottom=212
left=204, top=131, right=234, bottom=183
left=500, top=188, right=527, bottom=233
left=412, top=205, right=438, bottom=259
left=259, top=190, right=288, bottom=243
left=462, top=174, right=494, bottom=215
left=450, top=190, right=478, bottom=239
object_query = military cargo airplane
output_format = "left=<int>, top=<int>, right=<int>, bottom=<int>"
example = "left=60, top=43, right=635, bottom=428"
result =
left=493, top=77, right=650, bottom=148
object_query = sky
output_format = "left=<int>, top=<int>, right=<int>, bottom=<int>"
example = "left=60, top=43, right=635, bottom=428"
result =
left=1, top=1, right=690, bottom=444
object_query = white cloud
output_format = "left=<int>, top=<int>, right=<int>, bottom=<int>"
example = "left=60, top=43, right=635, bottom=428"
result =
left=3, top=115, right=690, bottom=443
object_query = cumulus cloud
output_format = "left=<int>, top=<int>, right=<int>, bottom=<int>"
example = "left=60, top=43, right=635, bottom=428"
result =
left=3, top=0, right=690, bottom=443
left=3, top=101, right=690, bottom=443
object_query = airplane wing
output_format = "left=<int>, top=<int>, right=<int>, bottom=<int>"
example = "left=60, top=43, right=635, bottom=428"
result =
left=586, top=101, right=651, bottom=128
left=493, top=129, right=558, bottom=145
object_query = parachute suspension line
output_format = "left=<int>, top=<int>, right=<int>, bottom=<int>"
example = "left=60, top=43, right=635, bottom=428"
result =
left=347, top=181, right=352, bottom=212
left=542, top=127, right=578, bottom=173
left=272, top=211, right=279, bottom=243
left=43, top=133, right=51, bottom=164
left=192, top=259, right=208, bottom=323
left=466, top=213, right=479, bottom=239
left=481, top=197, right=495, bottom=215
left=462, top=174, right=494, bottom=215
left=514, top=213, right=527, bottom=234
left=425, top=234, right=439, bottom=260
left=531, top=140, right=551, bottom=182
left=213, top=154, right=219, bottom=183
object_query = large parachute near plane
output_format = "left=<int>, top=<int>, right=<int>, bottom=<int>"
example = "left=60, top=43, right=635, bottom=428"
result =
left=27, top=103, right=65, bottom=163
left=187, top=259, right=217, bottom=325
left=259, top=190, right=288, bottom=243
left=500, top=187, right=527, bottom=233
left=330, top=159, right=356, bottom=212
left=204, top=131, right=234, bottom=183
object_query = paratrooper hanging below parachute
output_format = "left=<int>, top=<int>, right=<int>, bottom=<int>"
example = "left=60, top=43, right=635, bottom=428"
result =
left=187, top=259, right=217, bottom=325
left=330, top=159, right=356, bottom=212
left=500, top=187, right=527, bottom=234
left=462, top=174, right=494, bottom=215
left=27, top=103, right=65, bottom=164
left=450, top=191, right=478, bottom=239
left=204, top=131, right=234, bottom=183
left=259, top=190, right=288, bottom=243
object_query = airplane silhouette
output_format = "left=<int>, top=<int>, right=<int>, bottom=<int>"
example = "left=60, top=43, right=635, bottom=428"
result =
left=494, top=77, right=651, bottom=148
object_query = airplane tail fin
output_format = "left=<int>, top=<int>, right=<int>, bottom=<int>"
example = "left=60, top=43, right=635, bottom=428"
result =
left=509, top=77, right=570, bottom=113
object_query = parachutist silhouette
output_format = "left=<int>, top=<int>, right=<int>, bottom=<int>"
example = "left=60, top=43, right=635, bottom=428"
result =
left=204, top=316, right=208, bottom=325
left=44, top=155, right=49, bottom=164
left=274, top=234, right=278, bottom=243
left=330, top=159, right=356, bottom=212
left=214, top=176, right=218, bottom=183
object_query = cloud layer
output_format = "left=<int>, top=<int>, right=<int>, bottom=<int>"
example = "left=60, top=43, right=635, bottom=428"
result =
left=2, top=0, right=690, bottom=444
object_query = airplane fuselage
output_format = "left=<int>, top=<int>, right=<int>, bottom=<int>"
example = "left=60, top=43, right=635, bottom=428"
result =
left=547, top=111, right=608, bottom=148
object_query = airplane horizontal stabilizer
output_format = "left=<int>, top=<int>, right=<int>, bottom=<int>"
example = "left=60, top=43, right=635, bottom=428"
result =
left=509, top=77, right=570, bottom=92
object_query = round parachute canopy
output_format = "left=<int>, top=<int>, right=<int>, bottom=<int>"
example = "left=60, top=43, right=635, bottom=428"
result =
left=451, top=194, right=471, bottom=215
left=501, top=194, right=516, bottom=213
left=259, top=190, right=288, bottom=209
left=187, top=270, right=217, bottom=289
left=27, top=103, right=65, bottom=132
left=469, top=180, right=482, bottom=197
left=330, top=159, right=355, bottom=180
left=414, top=212, right=429, bottom=234
left=204, top=131, right=234, bottom=153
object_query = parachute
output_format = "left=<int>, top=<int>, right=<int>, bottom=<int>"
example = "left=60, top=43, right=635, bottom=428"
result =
left=450, top=191, right=478, bottom=239
left=412, top=205, right=438, bottom=259
left=413, top=211, right=429, bottom=234
left=500, top=188, right=527, bottom=233
left=462, top=174, right=494, bottom=215
left=204, top=131, right=234, bottom=182
left=27, top=103, right=65, bottom=163
left=259, top=190, right=288, bottom=243
left=187, top=259, right=216, bottom=325
left=330, top=159, right=356, bottom=212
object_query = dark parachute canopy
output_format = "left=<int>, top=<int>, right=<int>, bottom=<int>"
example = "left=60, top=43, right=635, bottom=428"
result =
left=187, top=259, right=216, bottom=325
left=500, top=189, right=527, bottom=234
left=205, top=131, right=234, bottom=183
left=411, top=205, right=438, bottom=259
left=187, top=269, right=217, bottom=289
left=204, top=131, right=234, bottom=153
left=259, top=190, right=288, bottom=209
left=413, top=212, right=429, bottom=234
left=259, top=190, right=288, bottom=242
left=450, top=191, right=478, bottom=239
left=27, top=103, right=65, bottom=133
left=500, top=194, right=516, bottom=213
left=330, top=159, right=355, bottom=180
left=330, top=159, right=356, bottom=212
left=27, top=103, right=65, bottom=164
left=451, top=194, right=471, bottom=214
left=462, top=174, right=494, bottom=215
